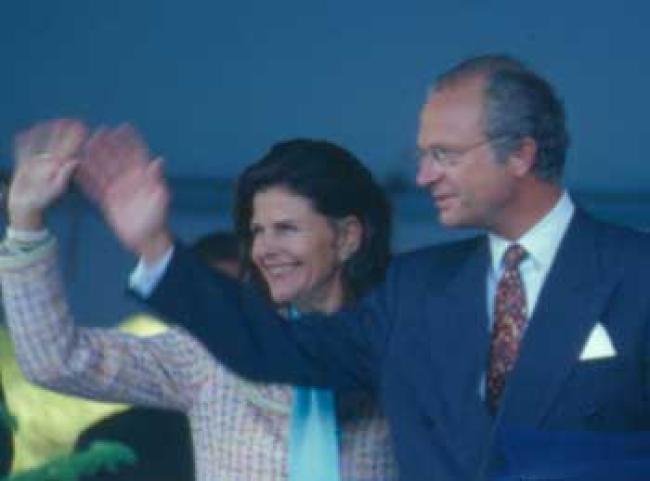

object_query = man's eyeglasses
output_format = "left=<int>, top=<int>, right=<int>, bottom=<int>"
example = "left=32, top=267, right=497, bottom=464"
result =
left=416, top=135, right=514, bottom=170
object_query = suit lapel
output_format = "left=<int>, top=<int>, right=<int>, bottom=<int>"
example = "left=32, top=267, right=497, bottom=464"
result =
left=419, top=238, right=494, bottom=462
left=498, top=211, right=622, bottom=426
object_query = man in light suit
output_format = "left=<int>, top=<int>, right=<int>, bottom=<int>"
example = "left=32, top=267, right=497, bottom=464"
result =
left=11, top=55, right=650, bottom=480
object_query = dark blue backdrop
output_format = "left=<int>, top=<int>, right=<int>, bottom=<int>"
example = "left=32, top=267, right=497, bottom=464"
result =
left=1, top=0, right=650, bottom=325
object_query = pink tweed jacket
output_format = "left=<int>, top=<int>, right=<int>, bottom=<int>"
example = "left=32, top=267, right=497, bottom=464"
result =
left=0, top=239, right=398, bottom=481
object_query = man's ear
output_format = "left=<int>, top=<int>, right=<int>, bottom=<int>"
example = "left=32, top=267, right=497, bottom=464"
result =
left=507, top=137, right=537, bottom=177
left=336, top=216, right=363, bottom=262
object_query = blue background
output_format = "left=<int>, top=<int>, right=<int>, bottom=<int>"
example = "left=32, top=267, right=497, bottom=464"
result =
left=1, top=0, right=650, bottom=324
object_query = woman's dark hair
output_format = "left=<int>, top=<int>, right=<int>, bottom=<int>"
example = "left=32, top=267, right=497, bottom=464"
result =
left=234, top=139, right=391, bottom=301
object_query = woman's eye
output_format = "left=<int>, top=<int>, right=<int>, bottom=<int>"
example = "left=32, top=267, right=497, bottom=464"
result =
left=276, top=223, right=297, bottom=233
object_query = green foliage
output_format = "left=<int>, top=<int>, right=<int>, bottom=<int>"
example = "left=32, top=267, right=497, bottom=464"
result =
left=0, top=404, right=17, bottom=432
left=0, top=364, right=136, bottom=481
left=0, top=441, right=137, bottom=481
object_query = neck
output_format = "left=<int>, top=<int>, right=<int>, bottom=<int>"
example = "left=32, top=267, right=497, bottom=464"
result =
left=295, top=293, right=345, bottom=315
left=493, top=180, right=563, bottom=240
left=293, top=296, right=343, bottom=315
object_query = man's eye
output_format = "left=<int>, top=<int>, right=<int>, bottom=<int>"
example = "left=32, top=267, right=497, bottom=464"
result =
left=431, top=147, right=449, bottom=161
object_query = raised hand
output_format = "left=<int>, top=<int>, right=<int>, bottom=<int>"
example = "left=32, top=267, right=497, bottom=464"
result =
left=75, top=124, right=151, bottom=205
left=76, top=125, right=173, bottom=262
left=9, top=119, right=88, bottom=230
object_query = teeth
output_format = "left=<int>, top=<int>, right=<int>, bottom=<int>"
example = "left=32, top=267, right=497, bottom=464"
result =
left=267, top=265, right=294, bottom=275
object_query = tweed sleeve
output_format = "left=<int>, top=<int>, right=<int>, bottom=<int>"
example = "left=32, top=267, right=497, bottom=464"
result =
left=0, top=238, right=211, bottom=412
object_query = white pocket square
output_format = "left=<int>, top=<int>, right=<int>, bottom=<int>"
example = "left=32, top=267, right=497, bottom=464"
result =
left=579, top=323, right=617, bottom=361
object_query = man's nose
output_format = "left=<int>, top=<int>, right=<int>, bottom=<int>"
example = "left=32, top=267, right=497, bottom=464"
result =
left=415, top=158, right=443, bottom=187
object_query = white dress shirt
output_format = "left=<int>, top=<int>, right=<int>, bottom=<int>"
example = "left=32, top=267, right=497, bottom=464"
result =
left=129, top=247, right=175, bottom=297
left=486, top=191, right=575, bottom=325
left=479, top=192, right=574, bottom=398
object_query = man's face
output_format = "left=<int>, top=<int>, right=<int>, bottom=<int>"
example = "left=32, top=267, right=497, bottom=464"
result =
left=416, top=77, right=518, bottom=231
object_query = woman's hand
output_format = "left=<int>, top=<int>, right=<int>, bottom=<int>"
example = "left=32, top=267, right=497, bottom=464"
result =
left=75, top=124, right=173, bottom=262
left=8, top=119, right=87, bottom=230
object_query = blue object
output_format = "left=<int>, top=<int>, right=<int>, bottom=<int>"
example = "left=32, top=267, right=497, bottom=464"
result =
left=494, top=428, right=650, bottom=480
left=288, top=306, right=341, bottom=481
left=143, top=210, right=650, bottom=481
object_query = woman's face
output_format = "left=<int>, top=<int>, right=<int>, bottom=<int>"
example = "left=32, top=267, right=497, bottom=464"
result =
left=250, top=186, right=360, bottom=313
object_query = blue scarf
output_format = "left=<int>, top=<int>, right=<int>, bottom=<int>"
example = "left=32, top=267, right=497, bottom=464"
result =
left=288, top=306, right=341, bottom=481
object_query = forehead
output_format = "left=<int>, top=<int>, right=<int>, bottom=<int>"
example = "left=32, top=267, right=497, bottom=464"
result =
left=418, top=76, right=487, bottom=147
left=251, top=186, right=317, bottom=222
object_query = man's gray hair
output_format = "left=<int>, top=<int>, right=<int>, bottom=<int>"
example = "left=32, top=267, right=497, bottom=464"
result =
left=433, top=54, right=570, bottom=183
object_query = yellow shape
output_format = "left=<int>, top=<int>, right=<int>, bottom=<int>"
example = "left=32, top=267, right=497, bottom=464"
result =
left=0, top=314, right=170, bottom=473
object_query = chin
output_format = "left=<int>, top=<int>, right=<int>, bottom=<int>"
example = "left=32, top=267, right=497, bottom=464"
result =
left=438, top=213, right=462, bottom=227
left=269, top=290, right=295, bottom=305
left=438, top=211, right=475, bottom=228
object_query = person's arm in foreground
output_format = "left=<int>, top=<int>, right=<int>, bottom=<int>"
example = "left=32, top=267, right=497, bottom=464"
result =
left=0, top=120, right=204, bottom=411
left=78, top=126, right=395, bottom=392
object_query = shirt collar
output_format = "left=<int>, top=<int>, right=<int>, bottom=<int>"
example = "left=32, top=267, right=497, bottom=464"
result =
left=489, top=191, right=575, bottom=274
